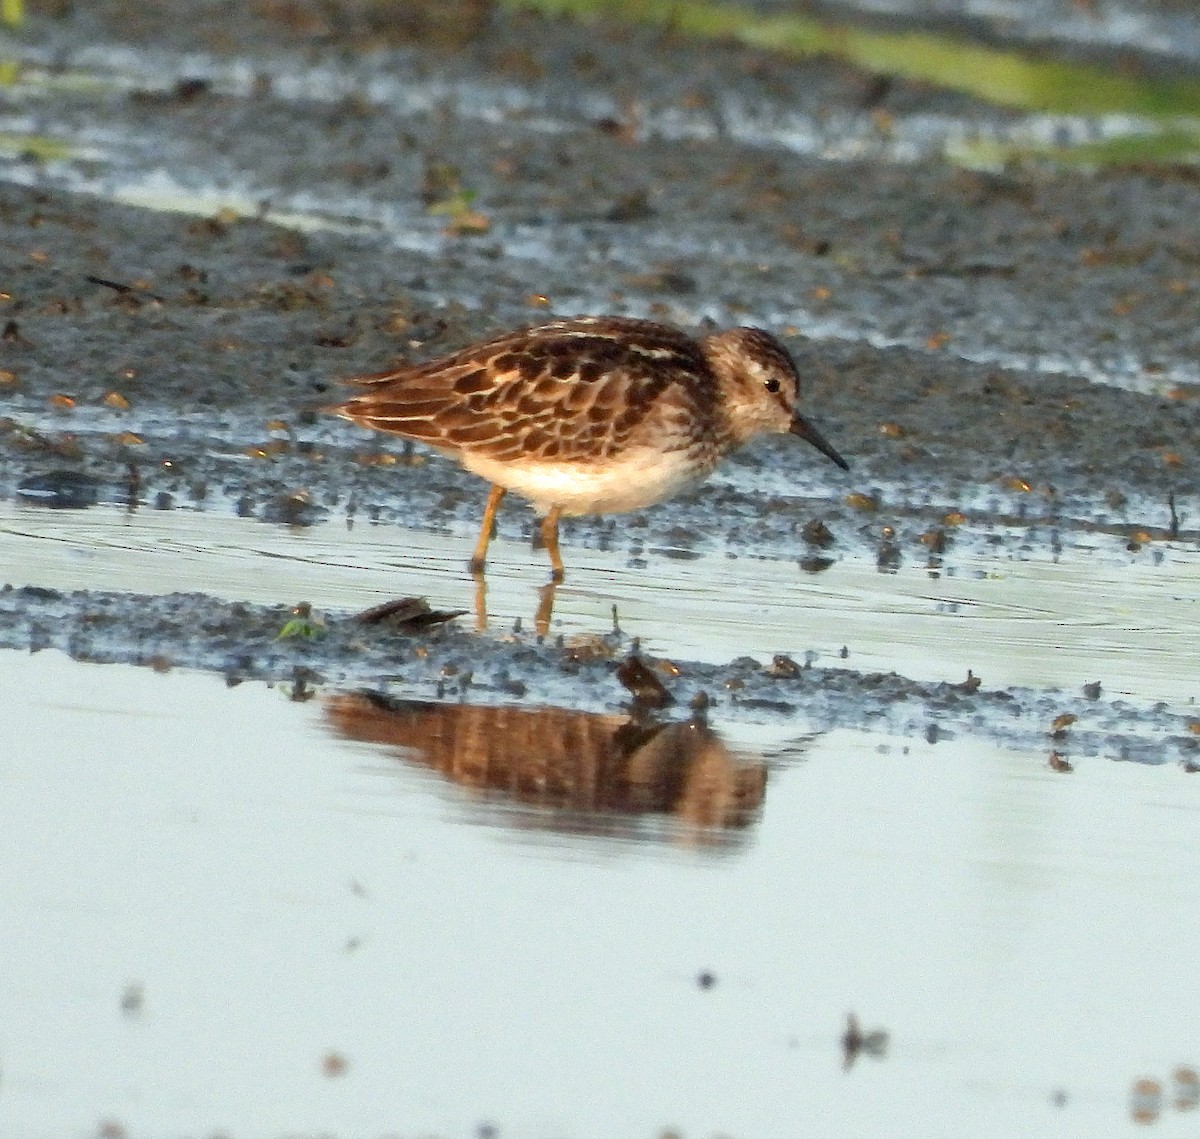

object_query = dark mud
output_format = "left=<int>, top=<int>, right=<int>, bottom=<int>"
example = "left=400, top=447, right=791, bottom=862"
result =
left=1, top=0, right=1198, bottom=748
left=3, top=582, right=1196, bottom=766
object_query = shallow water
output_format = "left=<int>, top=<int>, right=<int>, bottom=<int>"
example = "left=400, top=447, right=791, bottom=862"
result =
left=2, top=649, right=1197, bottom=1137
left=3, top=501, right=1198, bottom=706
left=1, top=4, right=1199, bottom=1135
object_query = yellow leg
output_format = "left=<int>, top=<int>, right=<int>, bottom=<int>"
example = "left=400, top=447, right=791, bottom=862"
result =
left=534, top=581, right=558, bottom=638
left=469, top=484, right=506, bottom=573
left=540, top=506, right=564, bottom=582
left=473, top=568, right=488, bottom=632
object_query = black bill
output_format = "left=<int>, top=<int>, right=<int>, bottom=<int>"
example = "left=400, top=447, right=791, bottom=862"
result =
left=790, top=413, right=849, bottom=471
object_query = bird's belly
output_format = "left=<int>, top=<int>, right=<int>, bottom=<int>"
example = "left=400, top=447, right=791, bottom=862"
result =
left=461, top=447, right=714, bottom=515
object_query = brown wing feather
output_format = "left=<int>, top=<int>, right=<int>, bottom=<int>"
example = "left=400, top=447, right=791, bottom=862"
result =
left=333, top=317, right=715, bottom=461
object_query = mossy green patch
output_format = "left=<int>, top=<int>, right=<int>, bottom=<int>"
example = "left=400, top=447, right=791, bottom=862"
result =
left=505, top=0, right=1200, bottom=118
left=0, top=131, right=76, bottom=161
left=951, top=123, right=1200, bottom=171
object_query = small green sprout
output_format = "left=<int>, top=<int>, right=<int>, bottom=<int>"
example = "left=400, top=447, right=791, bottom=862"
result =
left=276, top=601, right=326, bottom=640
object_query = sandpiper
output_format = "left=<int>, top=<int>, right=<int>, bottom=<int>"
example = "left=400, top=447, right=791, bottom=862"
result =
left=334, top=315, right=848, bottom=579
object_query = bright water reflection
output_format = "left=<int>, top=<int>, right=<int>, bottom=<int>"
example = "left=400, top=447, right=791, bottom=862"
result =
left=327, top=692, right=767, bottom=847
left=2, top=650, right=1199, bottom=1138
left=3, top=501, right=1199, bottom=707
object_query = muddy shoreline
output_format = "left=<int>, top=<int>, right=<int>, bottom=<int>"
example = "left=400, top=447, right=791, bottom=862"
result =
left=3, top=581, right=1196, bottom=768
left=1, top=0, right=1198, bottom=752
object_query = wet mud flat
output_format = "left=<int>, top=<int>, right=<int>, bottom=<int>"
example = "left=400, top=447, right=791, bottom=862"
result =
left=1, top=0, right=1199, bottom=750
left=5, top=6, right=1200, bottom=1138
left=2, top=580, right=1198, bottom=769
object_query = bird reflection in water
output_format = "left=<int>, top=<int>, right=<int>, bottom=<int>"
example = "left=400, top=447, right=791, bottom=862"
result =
left=471, top=573, right=558, bottom=636
left=324, top=694, right=767, bottom=847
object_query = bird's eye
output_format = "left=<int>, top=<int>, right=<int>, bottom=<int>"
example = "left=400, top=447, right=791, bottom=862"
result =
left=765, top=378, right=781, bottom=394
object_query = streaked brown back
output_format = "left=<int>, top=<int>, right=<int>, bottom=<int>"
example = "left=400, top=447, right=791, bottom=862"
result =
left=333, top=316, right=720, bottom=462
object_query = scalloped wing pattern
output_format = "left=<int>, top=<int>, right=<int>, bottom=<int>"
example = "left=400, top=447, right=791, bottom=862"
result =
left=335, top=317, right=719, bottom=462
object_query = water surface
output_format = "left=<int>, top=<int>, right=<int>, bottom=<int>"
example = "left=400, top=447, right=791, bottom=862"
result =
left=3, top=501, right=1198, bottom=704
left=2, top=650, right=1197, bottom=1137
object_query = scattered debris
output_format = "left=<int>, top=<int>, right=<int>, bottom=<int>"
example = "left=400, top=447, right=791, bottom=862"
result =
left=120, top=983, right=144, bottom=1016
left=1130, top=1076, right=1164, bottom=1124
left=321, top=1051, right=349, bottom=1078
left=1050, top=712, right=1078, bottom=738
left=353, top=596, right=466, bottom=629
left=769, top=654, right=800, bottom=678
left=956, top=669, right=982, bottom=693
left=617, top=653, right=674, bottom=709
left=842, top=1013, right=889, bottom=1070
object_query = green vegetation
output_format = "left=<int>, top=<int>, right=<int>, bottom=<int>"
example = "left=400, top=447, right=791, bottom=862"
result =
left=276, top=602, right=326, bottom=641
left=504, top=0, right=1200, bottom=165
left=506, top=0, right=1200, bottom=116
left=950, top=126, right=1200, bottom=170
left=0, top=130, right=77, bottom=160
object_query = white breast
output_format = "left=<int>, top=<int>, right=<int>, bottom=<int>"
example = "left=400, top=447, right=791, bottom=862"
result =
left=461, top=445, right=716, bottom=516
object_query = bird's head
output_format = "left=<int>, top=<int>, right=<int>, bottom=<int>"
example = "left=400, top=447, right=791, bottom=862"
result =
left=701, top=327, right=848, bottom=469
